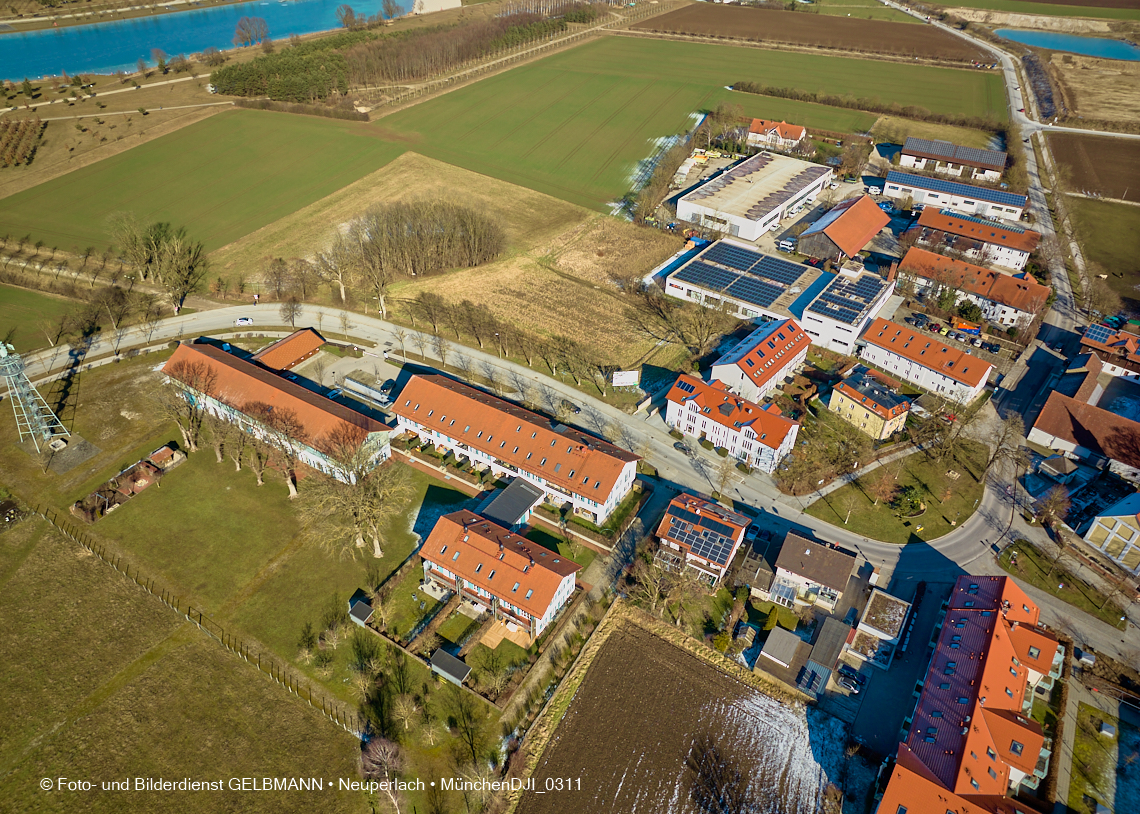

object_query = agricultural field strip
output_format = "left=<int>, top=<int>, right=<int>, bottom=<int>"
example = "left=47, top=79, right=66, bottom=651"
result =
left=940, top=0, right=1140, bottom=19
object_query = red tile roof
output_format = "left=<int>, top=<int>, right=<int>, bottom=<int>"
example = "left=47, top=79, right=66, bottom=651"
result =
left=1032, top=391, right=1140, bottom=470
left=917, top=208, right=1040, bottom=253
left=748, top=118, right=806, bottom=141
left=391, top=374, right=637, bottom=500
left=712, top=318, right=811, bottom=394
left=656, top=495, right=749, bottom=568
left=862, top=318, right=992, bottom=389
left=420, top=510, right=578, bottom=620
left=900, top=248, right=1050, bottom=314
left=1080, top=329, right=1140, bottom=367
left=251, top=328, right=326, bottom=370
left=878, top=756, right=1008, bottom=814
left=165, top=343, right=389, bottom=446
left=665, top=374, right=799, bottom=450
left=814, top=195, right=890, bottom=259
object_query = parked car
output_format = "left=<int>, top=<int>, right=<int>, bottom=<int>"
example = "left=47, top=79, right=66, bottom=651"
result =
left=868, top=186, right=883, bottom=196
left=957, top=334, right=969, bottom=343
left=837, top=664, right=867, bottom=685
left=234, top=317, right=254, bottom=326
left=673, top=441, right=693, bottom=456
left=904, top=317, right=917, bottom=326
left=326, top=389, right=341, bottom=399
left=560, top=398, right=582, bottom=414
left=947, top=331, right=958, bottom=340
left=986, top=343, right=1001, bottom=354
left=837, top=676, right=861, bottom=694
left=971, top=337, right=983, bottom=347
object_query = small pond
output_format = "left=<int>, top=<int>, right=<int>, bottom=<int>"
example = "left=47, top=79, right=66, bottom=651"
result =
left=995, top=29, right=1140, bottom=61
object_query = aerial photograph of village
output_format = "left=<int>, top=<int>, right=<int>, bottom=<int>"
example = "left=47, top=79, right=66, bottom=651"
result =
left=0, top=0, right=1139, bottom=811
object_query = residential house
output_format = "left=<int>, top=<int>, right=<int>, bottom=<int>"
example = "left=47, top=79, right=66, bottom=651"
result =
left=858, top=318, right=992, bottom=404
left=251, top=328, right=326, bottom=370
left=1038, top=455, right=1078, bottom=486
left=163, top=342, right=391, bottom=483
left=772, top=532, right=856, bottom=611
left=849, top=588, right=912, bottom=670
left=390, top=374, right=639, bottom=524
left=911, top=208, right=1040, bottom=272
left=710, top=318, right=811, bottom=403
left=734, top=537, right=775, bottom=600
left=655, top=494, right=749, bottom=586
left=796, top=195, right=890, bottom=263
left=829, top=366, right=910, bottom=440
left=879, top=576, right=1062, bottom=814
left=664, top=374, right=800, bottom=474
left=800, top=268, right=894, bottom=355
left=899, top=247, right=1050, bottom=328
left=1082, top=493, right=1140, bottom=574
left=899, top=137, right=1007, bottom=182
left=420, top=510, right=579, bottom=639
left=1079, top=325, right=1140, bottom=380
left=884, top=171, right=1026, bottom=222
left=746, top=119, right=807, bottom=150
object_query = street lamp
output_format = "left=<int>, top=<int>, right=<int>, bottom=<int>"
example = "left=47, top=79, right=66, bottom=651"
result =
left=495, top=332, right=501, bottom=358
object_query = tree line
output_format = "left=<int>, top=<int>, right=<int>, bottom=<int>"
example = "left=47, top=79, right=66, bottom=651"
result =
left=108, top=213, right=209, bottom=309
left=209, top=29, right=377, bottom=100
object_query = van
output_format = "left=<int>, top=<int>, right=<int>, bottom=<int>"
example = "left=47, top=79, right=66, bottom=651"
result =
left=778, top=239, right=796, bottom=252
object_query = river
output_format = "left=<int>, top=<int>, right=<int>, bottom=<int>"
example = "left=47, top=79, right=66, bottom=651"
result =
left=995, top=29, right=1140, bottom=61
left=0, top=0, right=392, bottom=82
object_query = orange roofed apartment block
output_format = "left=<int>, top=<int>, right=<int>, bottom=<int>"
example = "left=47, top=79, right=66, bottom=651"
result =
left=878, top=576, right=1063, bottom=814
left=390, top=374, right=638, bottom=524
left=421, top=510, right=579, bottom=639
left=655, top=494, right=750, bottom=587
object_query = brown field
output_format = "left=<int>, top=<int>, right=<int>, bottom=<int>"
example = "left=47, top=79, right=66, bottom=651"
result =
left=629, top=4, right=991, bottom=61
left=1050, top=54, right=1140, bottom=127
left=1048, top=133, right=1140, bottom=202
left=517, top=622, right=848, bottom=814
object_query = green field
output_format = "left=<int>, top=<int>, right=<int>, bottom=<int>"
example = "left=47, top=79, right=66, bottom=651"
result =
left=0, top=110, right=404, bottom=255
left=0, top=284, right=80, bottom=353
left=816, top=5, right=920, bottom=21
left=1068, top=196, right=1140, bottom=308
left=935, top=0, right=1140, bottom=20
left=377, top=36, right=1004, bottom=208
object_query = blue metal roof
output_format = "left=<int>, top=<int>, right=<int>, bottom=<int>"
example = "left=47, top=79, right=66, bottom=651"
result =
left=886, top=171, right=1027, bottom=208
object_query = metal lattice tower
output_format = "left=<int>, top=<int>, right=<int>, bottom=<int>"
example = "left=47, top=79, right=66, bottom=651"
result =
left=0, top=343, right=70, bottom=453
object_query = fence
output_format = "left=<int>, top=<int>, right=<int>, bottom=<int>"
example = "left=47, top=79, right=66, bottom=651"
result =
left=35, top=505, right=365, bottom=737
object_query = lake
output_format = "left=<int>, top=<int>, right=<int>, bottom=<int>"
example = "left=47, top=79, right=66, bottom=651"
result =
left=0, top=0, right=392, bottom=81
left=996, top=29, right=1140, bottom=61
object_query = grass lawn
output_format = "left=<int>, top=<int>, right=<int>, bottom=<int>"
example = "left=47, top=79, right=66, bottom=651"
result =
left=1067, top=702, right=1134, bottom=814
left=746, top=598, right=799, bottom=632
left=378, top=36, right=996, bottom=209
left=999, top=539, right=1126, bottom=629
left=524, top=526, right=597, bottom=570
left=1068, top=196, right=1140, bottom=310
left=935, top=0, right=1140, bottom=19
left=805, top=445, right=987, bottom=544
left=0, top=283, right=81, bottom=353
left=437, top=610, right=481, bottom=646
left=871, top=115, right=997, bottom=149
left=0, top=109, right=405, bottom=255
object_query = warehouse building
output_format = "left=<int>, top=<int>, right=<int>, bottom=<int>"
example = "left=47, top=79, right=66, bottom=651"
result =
left=883, top=171, right=1026, bottom=222
left=677, top=152, right=833, bottom=241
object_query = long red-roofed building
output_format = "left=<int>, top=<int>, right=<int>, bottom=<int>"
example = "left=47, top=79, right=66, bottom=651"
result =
left=420, top=510, right=579, bottom=639
left=859, top=318, right=992, bottom=404
left=390, top=374, right=638, bottom=524
left=878, top=576, right=1062, bottom=814
left=163, top=342, right=391, bottom=481
left=913, top=208, right=1040, bottom=271
left=710, top=318, right=811, bottom=403
left=251, top=328, right=326, bottom=371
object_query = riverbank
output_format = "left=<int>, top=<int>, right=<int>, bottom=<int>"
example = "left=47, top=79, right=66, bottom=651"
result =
left=0, top=0, right=244, bottom=34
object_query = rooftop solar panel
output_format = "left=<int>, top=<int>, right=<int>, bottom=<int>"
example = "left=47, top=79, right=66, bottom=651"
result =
left=674, top=262, right=738, bottom=292
left=704, top=242, right=763, bottom=273
left=726, top=277, right=782, bottom=309
left=886, top=171, right=1027, bottom=208
left=806, top=273, right=888, bottom=326
left=1083, top=324, right=1115, bottom=345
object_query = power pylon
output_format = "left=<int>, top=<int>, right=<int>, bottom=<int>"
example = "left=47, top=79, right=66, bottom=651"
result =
left=0, top=343, right=70, bottom=453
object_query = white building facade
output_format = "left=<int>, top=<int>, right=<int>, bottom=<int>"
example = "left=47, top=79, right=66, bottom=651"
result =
left=859, top=319, right=991, bottom=403
left=884, top=171, right=1026, bottom=222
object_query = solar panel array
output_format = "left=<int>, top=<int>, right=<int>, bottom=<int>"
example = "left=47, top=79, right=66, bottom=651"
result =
left=704, top=242, right=762, bottom=272
left=671, top=242, right=809, bottom=310
left=904, top=138, right=1007, bottom=170
left=702, top=243, right=806, bottom=286
left=667, top=514, right=737, bottom=566
left=674, top=261, right=782, bottom=309
left=807, top=274, right=887, bottom=326
left=886, top=171, right=1027, bottom=208
left=1083, top=324, right=1115, bottom=345
left=676, top=379, right=696, bottom=394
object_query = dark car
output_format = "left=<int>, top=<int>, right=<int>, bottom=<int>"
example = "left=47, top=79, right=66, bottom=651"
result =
left=837, top=663, right=867, bottom=685
left=560, top=399, right=582, bottom=414
left=380, top=379, right=396, bottom=395
left=904, top=317, right=917, bottom=326
left=673, top=441, right=693, bottom=457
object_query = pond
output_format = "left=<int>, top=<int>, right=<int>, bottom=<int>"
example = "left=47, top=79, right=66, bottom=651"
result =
left=0, top=0, right=392, bottom=82
left=995, top=29, right=1140, bottom=61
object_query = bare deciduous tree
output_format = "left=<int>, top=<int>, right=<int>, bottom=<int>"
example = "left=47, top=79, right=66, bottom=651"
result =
left=157, top=359, right=218, bottom=452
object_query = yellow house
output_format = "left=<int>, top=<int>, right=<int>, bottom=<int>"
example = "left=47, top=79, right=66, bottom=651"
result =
left=1083, top=493, right=1140, bottom=574
left=830, top=366, right=910, bottom=441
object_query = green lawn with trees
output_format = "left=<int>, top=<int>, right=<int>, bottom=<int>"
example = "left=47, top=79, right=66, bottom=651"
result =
left=377, top=35, right=996, bottom=208
left=0, top=109, right=404, bottom=256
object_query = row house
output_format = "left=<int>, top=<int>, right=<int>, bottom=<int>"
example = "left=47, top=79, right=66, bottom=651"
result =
left=390, top=374, right=638, bottom=524
left=911, top=208, right=1040, bottom=272
left=859, top=318, right=992, bottom=404
left=710, top=318, right=811, bottom=403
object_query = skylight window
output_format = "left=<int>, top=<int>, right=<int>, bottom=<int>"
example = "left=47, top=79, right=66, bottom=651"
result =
left=525, top=589, right=533, bottom=600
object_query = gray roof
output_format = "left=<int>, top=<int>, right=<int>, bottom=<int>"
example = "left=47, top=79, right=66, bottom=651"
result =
left=810, top=617, right=851, bottom=669
left=902, top=137, right=1007, bottom=172
left=480, top=477, right=545, bottom=528
left=760, top=626, right=802, bottom=667
left=837, top=366, right=910, bottom=414
left=430, top=649, right=471, bottom=683
left=1040, top=456, right=1078, bottom=477
left=349, top=599, right=373, bottom=624
left=775, top=533, right=857, bottom=592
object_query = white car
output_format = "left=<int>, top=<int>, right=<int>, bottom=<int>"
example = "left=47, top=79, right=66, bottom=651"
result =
left=234, top=317, right=254, bottom=326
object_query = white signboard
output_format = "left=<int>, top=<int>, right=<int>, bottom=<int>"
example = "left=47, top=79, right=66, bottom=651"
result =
left=612, top=370, right=640, bottom=387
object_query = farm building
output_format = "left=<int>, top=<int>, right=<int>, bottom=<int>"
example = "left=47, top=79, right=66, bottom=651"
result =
left=1083, top=493, right=1140, bottom=575
left=799, top=268, right=894, bottom=355
left=745, top=118, right=807, bottom=151
left=420, top=510, right=579, bottom=640
left=911, top=208, right=1040, bottom=272
left=858, top=318, right=992, bottom=404
left=676, top=152, right=832, bottom=240
left=162, top=343, right=392, bottom=483
left=899, top=248, right=1051, bottom=328
left=829, top=366, right=910, bottom=440
left=879, top=576, right=1061, bottom=812
left=251, top=328, right=326, bottom=370
left=664, top=239, right=821, bottom=323
left=884, top=171, right=1026, bottom=222
left=899, top=137, right=1007, bottom=182
left=709, top=318, right=811, bottom=403
left=796, top=195, right=890, bottom=263
left=772, top=532, right=857, bottom=611
left=664, top=374, right=800, bottom=474
left=1079, top=324, right=1140, bottom=380
left=654, top=494, right=750, bottom=586
left=390, top=374, right=638, bottom=524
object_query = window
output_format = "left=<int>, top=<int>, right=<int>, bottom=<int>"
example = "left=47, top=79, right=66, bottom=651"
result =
left=957, top=697, right=968, bottom=704
left=488, top=570, right=495, bottom=580
left=970, top=779, right=979, bottom=791
left=440, top=545, right=448, bottom=555
left=1005, top=688, right=1014, bottom=698
left=525, top=589, right=533, bottom=600
left=452, top=551, right=460, bottom=561
left=1028, top=646, right=1041, bottom=659
left=475, top=564, right=483, bottom=574
left=939, top=683, right=951, bottom=690
left=512, top=582, right=519, bottom=593
left=988, top=767, right=997, bottom=780
left=540, top=458, right=546, bottom=466
left=987, top=748, right=996, bottom=761
left=931, top=711, right=943, bottom=718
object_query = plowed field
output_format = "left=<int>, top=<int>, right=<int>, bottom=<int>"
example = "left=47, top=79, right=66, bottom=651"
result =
left=630, top=5, right=992, bottom=62
left=1048, top=133, right=1140, bottom=203
left=517, top=624, right=848, bottom=814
